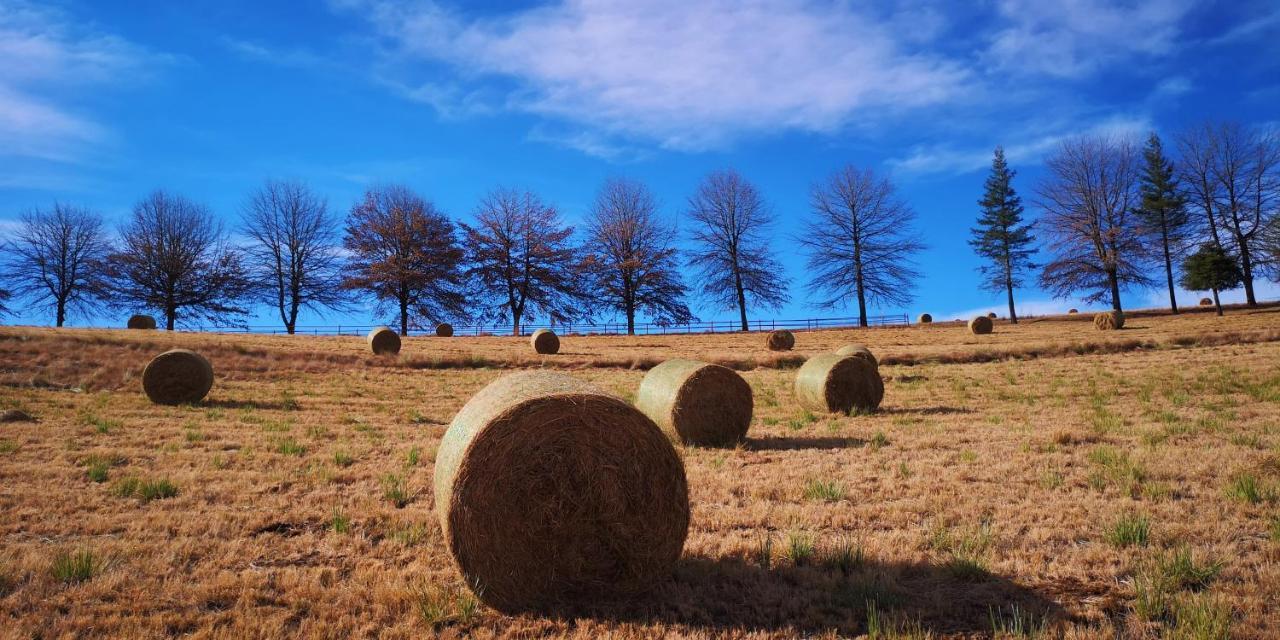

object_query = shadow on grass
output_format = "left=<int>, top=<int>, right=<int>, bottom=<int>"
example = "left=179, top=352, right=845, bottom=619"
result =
left=202, top=398, right=297, bottom=411
left=879, top=405, right=974, bottom=416
left=746, top=436, right=867, bottom=451
left=567, top=555, right=1069, bottom=636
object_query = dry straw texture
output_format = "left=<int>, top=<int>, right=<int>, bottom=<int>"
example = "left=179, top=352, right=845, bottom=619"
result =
left=366, top=326, right=401, bottom=355
left=1200, top=297, right=1214, bottom=306
left=436, top=323, right=454, bottom=337
left=141, top=349, right=213, bottom=405
left=434, top=371, right=689, bottom=613
left=126, top=315, right=156, bottom=330
left=765, top=330, right=795, bottom=351
left=917, top=313, right=932, bottom=324
left=530, top=329, right=560, bottom=355
left=834, top=343, right=878, bottom=368
left=794, top=353, right=884, bottom=414
left=1093, top=311, right=1125, bottom=331
left=634, top=359, right=752, bottom=447
left=969, top=316, right=994, bottom=335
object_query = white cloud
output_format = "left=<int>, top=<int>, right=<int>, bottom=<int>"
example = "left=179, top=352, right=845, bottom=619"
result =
left=336, top=0, right=971, bottom=151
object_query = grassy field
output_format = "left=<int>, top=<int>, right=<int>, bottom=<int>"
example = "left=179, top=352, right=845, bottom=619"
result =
left=1, top=307, right=1278, bottom=638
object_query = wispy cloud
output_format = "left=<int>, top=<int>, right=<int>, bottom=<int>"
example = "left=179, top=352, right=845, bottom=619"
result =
left=220, top=37, right=330, bottom=69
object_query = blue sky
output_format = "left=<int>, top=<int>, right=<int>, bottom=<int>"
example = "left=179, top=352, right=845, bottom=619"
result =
left=2, top=0, right=1279, bottom=329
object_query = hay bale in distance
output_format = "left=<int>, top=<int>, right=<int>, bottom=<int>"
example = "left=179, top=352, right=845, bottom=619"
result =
left=434, top=371, right=689, bottom=612
left=531, top=328, right=560, bottom=355
left=634, top=360, right=752, bottom=447
left=1093, top=311, right=1125, bottom=331
left=1199, top=297, right=1213, bottom=306
left=794, top=353, right=884, bottom=414
left=987, top=312, right=998, bottom=319
left=1068, top=309, right=1079, bottom=314
left=436, top=323, right=454, bottom=337
left=142, top=349, right=213, bottom=405
left=765, top=330, right=795, bottom=351
left=968, top=315, right=994, bottom=335
left=127, top=314, right=157, bottom=330
left=834, top=344, right=878, bottom=368
left=917, top=313, right=932, bottom=324
left=367, top=326, right=401, bottom=355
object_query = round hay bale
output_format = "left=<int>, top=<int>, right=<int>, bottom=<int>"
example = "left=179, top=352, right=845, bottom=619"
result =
left=968, top=315, right=994, bottom=335
left=1068, top=309, right=1079, bottom=314
left=765, top=330, right=795, bottom=351
left=1093, top=311, right=1124, bottom=331
left=917, top=313, right=932, bottom=324
left=834, top=344, right=878, bottom=368
left=1199, top=297, right=1213, bottom=306
left=142, top=349, right=213, bottom=405
left=531, top=328, right=560, bottom=355
left=434, top=371, right=689, bottom=612
left=987, top=312, right=998, bottom=319
left=367, top=326, right=401, bottom=355
left=794, top=353, right=884, bottom=414
left=634, top=360, right=752, bottom=447
left=127, top=314, right=156, bottom=330
left=436, top=323, right=454, bottom=337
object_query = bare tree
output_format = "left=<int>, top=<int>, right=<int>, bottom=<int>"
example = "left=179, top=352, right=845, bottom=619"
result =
left=1037, top=136, right=1151, bottom=312
left=241, top=179, right=348, bottom=334
left=341, top=185, right=468, bottom=335
left=4, top=203, right=110, bottom=326
left=459, top=188, right=585, bottom=335
left=799, top=166, right=924, bottom=327
left=106, top=191, right=253, bottom=330
left=582, top=178, right=692, bottom=335
left=686, top=169, right=789, bottom=331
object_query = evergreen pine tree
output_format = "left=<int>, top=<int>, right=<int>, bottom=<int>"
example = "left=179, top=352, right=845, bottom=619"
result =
left=1135, top=132, right=1191, bottom=313
left=970, top=147, right=1035, bottom=323
left=1180, top=243, right=1243, bottom=317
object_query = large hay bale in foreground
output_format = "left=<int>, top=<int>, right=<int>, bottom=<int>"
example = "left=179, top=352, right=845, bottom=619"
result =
left=436, top=323, right=454, bottom=337
left=531, top=328, right=560, bottom=354
left=142, top=349, right=213, bottom=405
left=435, top=371, right=689, bottom=612
left=367, top=326, right=401, bottom=355
left=1199, top=297, right=1213, bottom=307
left=127, top=314, right=156, bottom=330
left=1093, top=311, right=1124, bottom=331
left=834, top=344, right=878, bottom=368
left=794, top=353, right=884, bottom=415
left=765, top=330, right=795, bottom=351
left=634, top=360, right=752, bottom=447
left=968, top=315, right=994, bottom=335
left=917, top=313, right=932, bottom=324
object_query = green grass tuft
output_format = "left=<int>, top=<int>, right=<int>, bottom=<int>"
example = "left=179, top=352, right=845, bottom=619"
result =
left=1105, top=512, right=1150, bottom=548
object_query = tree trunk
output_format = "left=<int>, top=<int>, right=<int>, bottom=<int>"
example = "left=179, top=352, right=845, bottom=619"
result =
left=1162, top=230, right=1178, bottom=314
left=1005, top=276, right=1018, bottom=325
left=399, top=298, right=409, bottom=336
left=1108, top=269, right=1123, bottom=313
left=626, top=307, right=636, bottom=336
left=734, top=268, right=748, bottom=332
left=854, top=264, right=867, bottom=328
left=166, top=307, right=177, bottom=331
left=512, top=318, right=520, bottom=336
left=1238, top=240, right=1257, bottom=306
left=1212, top=288, right=1223, bottom=317
left=56, top=300, right=66, bottom=328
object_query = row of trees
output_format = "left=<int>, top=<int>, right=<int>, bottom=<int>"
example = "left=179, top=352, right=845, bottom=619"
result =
left=971, top=121, right=1279, bottom=321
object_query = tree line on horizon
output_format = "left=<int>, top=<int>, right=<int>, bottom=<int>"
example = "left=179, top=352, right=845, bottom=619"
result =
left=0, top=120, right=1276, bottom=334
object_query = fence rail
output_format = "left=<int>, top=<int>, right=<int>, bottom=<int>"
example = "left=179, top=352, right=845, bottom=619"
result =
left=194, top=313, right=911, bottom=337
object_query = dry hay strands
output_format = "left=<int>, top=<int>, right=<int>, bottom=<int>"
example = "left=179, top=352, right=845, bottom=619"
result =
left=127, top=314, right=157, bottom=330
left=834, top=343, right=878, bottom=368
left=634, top=359, right=752, bottom=447
left=917, top=313, right=932, bottom=324
left=765, top=329, right=795, bottom=351
left=434, top=371, right=689, bottom=613
left=1199, top=298, right=1214, bottom=306
left=367, top=326, right=401, bottom=355
left=968, top=315, right=994, bottom=335
left=531, top=328, right=560, bottom=355
left=142, top=349, right=213, bottom=405
left=1093, top=311, right=1125, bottom=331
left=436, top=323, right=454, bottom=337
left=794, top=353, right=884, bottom=415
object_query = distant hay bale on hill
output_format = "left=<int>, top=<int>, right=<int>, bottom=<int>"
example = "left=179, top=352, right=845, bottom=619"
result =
left=127, top=315, right=156, bottom=330
left=987, top=312, right=998, bottom=319
left=917, top=313, right=932, bottom=324
left=531, top=329, right=560, bottom=354
left=367, top=326, right=401, bottom=355
left=968, top=316, right=994, bottom=335
left=794, top=353, right=883, bottom=415
left=1068, top=309, right=1078, bottom=314
left=436, top=323, right=454, bottom=337
left=1093, top=311, right=1124, bottom=331
left=834, top=344, right=877, bottom=368
left=434, top=371, right=688, bottom=612
left=142, top=349, right=213, bottom=405
left=766, top=330, right=795, bottom=351
left=1199, top=298, right=1213, bottom=306
left=635, top=360, right=752, bottom=447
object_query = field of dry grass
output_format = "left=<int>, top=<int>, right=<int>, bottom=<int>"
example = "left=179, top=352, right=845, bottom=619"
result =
left=1, top=306, right=1279, bottom=638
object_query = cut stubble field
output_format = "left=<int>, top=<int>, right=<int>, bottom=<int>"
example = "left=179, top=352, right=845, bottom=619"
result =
left=1, top=307, right=1279, bottom=638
